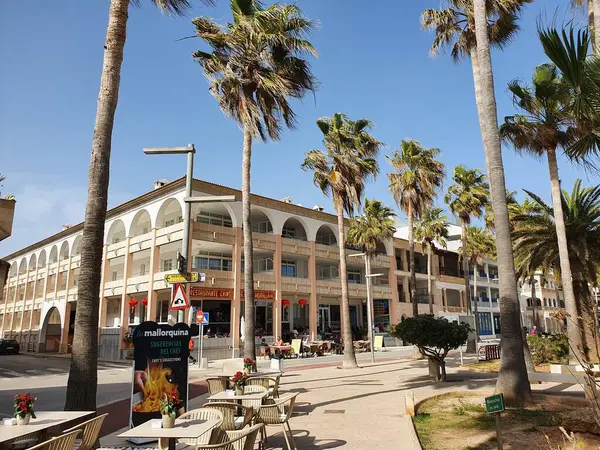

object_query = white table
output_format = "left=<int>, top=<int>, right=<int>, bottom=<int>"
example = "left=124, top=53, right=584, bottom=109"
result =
left=208, top=391, right=268, bottom=402
left=118, top=418, right=220, bottom=450
left=0, top=411, right=94, bottom=447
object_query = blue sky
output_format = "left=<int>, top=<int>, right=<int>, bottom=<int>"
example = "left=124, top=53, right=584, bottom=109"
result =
left=0, top=0, right=594, bottom=256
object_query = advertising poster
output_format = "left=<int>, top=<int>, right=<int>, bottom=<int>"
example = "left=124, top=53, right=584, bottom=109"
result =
left=130, top=321, right=190, bottom=427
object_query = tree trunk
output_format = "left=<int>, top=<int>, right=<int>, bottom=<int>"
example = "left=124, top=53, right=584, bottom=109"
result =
left=461, top=220, right=471, bottom=314
left=427, top=246, right=434, bottom=315
left=593, top=0, right=600, bottom=52
left=335, top=197, right=358, bottom=369
left=440, top=360, right=447, bottom=381
left=473, top=0, right=532, bottom=406
left=530, top=275, right=539, bottom=329
left=546, top=147, right=582, bottom=365
left=473, top=260, right=479, bottom=341
left=65, top=0, right=129, bottom=411
left=242, top=127, right=256, bottom=362
left=572, top=260, right=600, bottom=364
left=408, top=205, right=418, bottom=317
left=469, top=47, right=486, bottom=132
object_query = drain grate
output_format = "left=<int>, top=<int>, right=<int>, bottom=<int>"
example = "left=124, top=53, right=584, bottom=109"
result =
left=324, top=410, right=345, bottom=414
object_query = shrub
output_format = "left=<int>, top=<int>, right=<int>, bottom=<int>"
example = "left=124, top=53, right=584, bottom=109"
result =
left=527, top=334, right=569, bottom=365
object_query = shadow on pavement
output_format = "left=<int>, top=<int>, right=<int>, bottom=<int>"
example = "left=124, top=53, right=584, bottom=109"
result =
left=265, top=429, right=346, bottom=449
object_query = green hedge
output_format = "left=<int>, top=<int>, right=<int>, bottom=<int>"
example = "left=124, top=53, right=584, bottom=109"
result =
left=527, top=334, right=569, bottom=365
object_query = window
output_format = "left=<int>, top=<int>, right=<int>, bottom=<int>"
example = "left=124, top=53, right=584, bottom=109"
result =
left=111, top=271, right=118, bottom=281
left=162, top=259, right=173, bottom=271
left=196, top=211, right=233, bottom=228
left=316, top=231, right=336, bottom=245
left=139, top=264, right=146, bottom=276
left=281, top=260, right=296, bottom=277
left=164, top=219, right=175, bottom=227
left=282, top=225, right=296, bottom=239
left=478, top=312, right=493, bottom=335
left=252, top=221, right=273, bottom=234
left=193, top=254, right=233, bottom=271
left=347, top=270, right=362, bottom=284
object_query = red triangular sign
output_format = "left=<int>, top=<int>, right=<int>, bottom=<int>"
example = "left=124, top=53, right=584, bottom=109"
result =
left=170, top=283, right=189, bottom=310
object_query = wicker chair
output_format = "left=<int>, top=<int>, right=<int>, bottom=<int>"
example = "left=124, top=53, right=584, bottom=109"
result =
left=254, top=393, right=298, bottom=450
left=27, top=430, right=81, bottom=450
left=202, top=402, right=253, bottom=431
left=247, top=376, right=280, bottom=398
left=63, top=413, right=107, bottom=450
left=195, top=424, right=264, bottom=450
left=206, top=377, right=229, bottom=395
left=240, top=385, right=268, bottom=412
left=0, top=412, right=41, bottom=449
left=178, top=408, right=224, bottom=446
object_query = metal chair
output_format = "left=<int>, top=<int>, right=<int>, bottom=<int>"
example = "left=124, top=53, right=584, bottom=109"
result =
left=206, top=377, right=229, bottom=395
left=27, top=430, right=81, bottom=450
left=202, top=402, right=253, bottom=431
left=63, top=413, right=107, bottom=450
left=254, top=393, right=298, bottom=450
left=195, top=424, right=264, bottom=450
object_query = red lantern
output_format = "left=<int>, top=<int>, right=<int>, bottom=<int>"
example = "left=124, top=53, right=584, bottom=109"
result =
left=142, top=298, right=148, bottom=306
left=282, top=299, right=290, bottom=307
left=298, top=299, right=307, bottom=307
left=128, top=299, right=138, bottom=307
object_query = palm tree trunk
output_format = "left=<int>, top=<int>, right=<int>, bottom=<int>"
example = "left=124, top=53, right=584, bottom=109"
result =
left=242, top=127, right=256, bottom=362
left=546, top=147, right=583, bottom=365
left=473, top=261, right=479, bottom=341
left=408, top=205, right=418, bottom=317
left=427, top=246, right=434, bottom=315
left=572, top=260, right=600, bottom=363
left=335, top=196, right=358, bottom=369
left=461, top=220, right=470, bottom=314
left=65, top=0, right=129, bottom=411
left=530, top=275, right=538, bottom=329
left=469, top=48, right=486, bottom=132
left=473, top=0, right=532, bottom=406
left=592, top=0, right=600, bottom=52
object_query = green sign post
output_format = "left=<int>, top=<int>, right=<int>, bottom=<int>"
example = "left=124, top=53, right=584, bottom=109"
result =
left=485, top=393, right=505, bottom=450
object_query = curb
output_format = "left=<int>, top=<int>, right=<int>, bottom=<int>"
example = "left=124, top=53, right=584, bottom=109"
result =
left=20, top=352, right=131, bottom=366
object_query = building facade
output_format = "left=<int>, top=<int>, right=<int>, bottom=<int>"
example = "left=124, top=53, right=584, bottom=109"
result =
left=1, top=178, right=495, bottom=359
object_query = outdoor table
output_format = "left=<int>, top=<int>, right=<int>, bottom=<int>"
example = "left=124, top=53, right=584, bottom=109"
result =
left=0, top=410, right=94, bottom=449
left=208, top=390, right=269, bottom=412
left=269, top=345, right=291, bottom=356
left=118, top=417, right=220, bottom=450
left=223, top=370, right=281, bottom=378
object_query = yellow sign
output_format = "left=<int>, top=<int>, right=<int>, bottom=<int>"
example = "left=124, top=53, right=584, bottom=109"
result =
left=164, top=272, right=200, bottom=283
left=374, top=335, right=384, bottom=350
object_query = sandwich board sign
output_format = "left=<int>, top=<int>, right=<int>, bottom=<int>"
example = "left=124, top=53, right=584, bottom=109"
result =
left=170, top=283, right=190, bottom=310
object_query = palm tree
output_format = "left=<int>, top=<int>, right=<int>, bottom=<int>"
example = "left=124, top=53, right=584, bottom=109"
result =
left=302, top=113, right=382, bottom=369
left=485, top=190, right=517, bottom=231
left=512, top=180, right=600, bottom=397
left=571, top=0, right=599, bottom=50
left=0, top=174, right=14, bottom=200
left=65, top=0, right=214, bottom=412
left=499, top=63, right=584, bottom=363
left=414, top=207, right=449, bottom=314
left=347, top=199, right=396, bottom=341
left=459, top=226, right=496, bottom=339
left=192, top=0, right=317, bottom=361
left=444, top=165, right=489, bottom=318
left=473, top=0, right=533, bottom=406
left=387, top=140, right=445, bottom=317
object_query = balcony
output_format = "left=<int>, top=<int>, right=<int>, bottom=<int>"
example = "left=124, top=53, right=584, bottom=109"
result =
left=314, top=244, right=339, bottom=261
left=282, top=277, right=311, bottom=293
left=193, top=222, right=236, bottom=245
left=130, top=231, right=154, bottom=252
left=202, top=269, right=234, bottom=289
left=107, top=240, right=127, bottom=258
left=126, top=275, right=151, bottom=294
left=156, top=222, right=184, bottom=246
left=104, top=278, right=124, bottom=297
left=281, top=237, right=311, bottom=257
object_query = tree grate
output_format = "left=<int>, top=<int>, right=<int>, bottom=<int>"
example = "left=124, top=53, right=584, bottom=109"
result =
left=323, top=409, right=345, bottom=414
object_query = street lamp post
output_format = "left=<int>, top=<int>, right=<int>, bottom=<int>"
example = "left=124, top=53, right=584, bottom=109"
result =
left=350, top=252, right=384, bottom=364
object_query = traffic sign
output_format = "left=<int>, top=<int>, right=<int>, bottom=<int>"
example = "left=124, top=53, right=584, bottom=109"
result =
left=170, top=283, right=190, bottom=310
left=196, top=312, right=209, bottom=326
left=195, top=309, right=204, bottom=323
left=165, top=272, right=203, bottom=284
left=485, top=393, right=505, bottom=415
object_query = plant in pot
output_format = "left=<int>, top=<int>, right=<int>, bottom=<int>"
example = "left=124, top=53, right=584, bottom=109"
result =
left=243, top=358, right=256, bottom=375
left=231, top=371, right=248, bottom=395
left=13, top=393, right=36, bottom=425
left=159, top=390, right=182, bottom=429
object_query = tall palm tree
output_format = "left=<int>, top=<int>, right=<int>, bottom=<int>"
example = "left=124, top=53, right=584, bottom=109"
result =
left=302, top=113, right=382, bottom=369
left=459, top=226, right=496, bottom=339
left=387, top=140, right=445, bottom=317
left=347, top=199, right=396, bottom=340
left=444, top=165, right=489, bottom=319
left=571, top=0, right=599, bottom=50
left=414, top=207, right=449, bottom=314
left=65, top=0, right=214, bottom=412
left=473, top=0, right=532, bottom=406
left=499, top=63, right=585, bottom=363
left=485, top=189, right=517, bottom=231
left=512, top=180, right=600, bottom=397
left=193, top=0, right=317, bottom=361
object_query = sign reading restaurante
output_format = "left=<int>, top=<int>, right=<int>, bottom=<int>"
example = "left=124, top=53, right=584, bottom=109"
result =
left=189, top=287, right=276, bottom=300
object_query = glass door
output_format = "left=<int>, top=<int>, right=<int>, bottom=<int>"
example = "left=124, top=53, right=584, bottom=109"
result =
left=318, top=305, right=330, bottom=333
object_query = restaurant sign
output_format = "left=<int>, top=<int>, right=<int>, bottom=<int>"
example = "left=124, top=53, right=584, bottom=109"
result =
left=189, top=287, right=275, bottom=300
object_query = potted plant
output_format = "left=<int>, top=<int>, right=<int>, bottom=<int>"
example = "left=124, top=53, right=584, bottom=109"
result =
left=159, top=390, right=182, bottom=429
left=13, top=393, right=36, bottom=425
left=230, top=371, right=248, bottom=395
left=243, top=357, right=256, bottom=375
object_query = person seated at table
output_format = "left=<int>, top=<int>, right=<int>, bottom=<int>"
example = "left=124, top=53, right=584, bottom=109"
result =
left=275, top=336, right=284, bottom=346
left=260, top=338, right=269, bottom=347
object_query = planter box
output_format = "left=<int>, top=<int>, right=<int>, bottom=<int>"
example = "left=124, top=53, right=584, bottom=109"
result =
left=0, top=198, right=16, bottom=241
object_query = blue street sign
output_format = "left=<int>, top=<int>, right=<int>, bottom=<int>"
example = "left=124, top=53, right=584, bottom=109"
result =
left=198, top=312, right=209, bottom=326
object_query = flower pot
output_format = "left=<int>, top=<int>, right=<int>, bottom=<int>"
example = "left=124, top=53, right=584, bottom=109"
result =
left=16, top=414, right=31, bottom=425
left=235, top=386, right=245, bottom=396
left=162, top=415, right=175, bottom=429
left=243, top=367, right=250, bottom=376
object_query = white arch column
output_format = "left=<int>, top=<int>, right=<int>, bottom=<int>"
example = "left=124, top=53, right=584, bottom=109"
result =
left=8, top=279, right=20, bottom=334
left=59, top=256, right=73, bottom=353
left=308, top=241, right=318, bottom=341
left=119, top=238, right=133, bottom=347
left=273, top=234, right=282, bottom=339
left=147, top=230, right=159, bottom=322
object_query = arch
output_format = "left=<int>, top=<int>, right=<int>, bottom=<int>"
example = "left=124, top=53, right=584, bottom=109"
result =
left=9, top=262, right=17, bottom=276
left=129, top=209, right=152, bottom=237
left=18, top=258, right=27, bottom=274
left=59, top=241, right=70, bottom=261
left=71, top=236, right=82, bottom=256
left=281, top=217, right=308, bottom=240
left=28, top=254, right=37, bottom=271
left=192, top=202, right=235, bottom=228
left=106, top=219, right=126, bottom=244
left=38, top=250, right=47, bottom=268
left=39, top=306, right=63, bottom=353
left=315, top=224, right=337, bottom=246
left=156, top=198, right=183, bottom=229
left=49, top=245, right=58, bottom=264
left=250, top=209, right=273, bottom=234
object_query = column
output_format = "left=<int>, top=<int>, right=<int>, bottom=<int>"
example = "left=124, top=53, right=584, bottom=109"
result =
left=19, top=276, right=31, bottom=339
left=402, top=250, right=409, bottom=271
left=98, top=245, right=110, bottom=327
left=9, top=279, right=19, bottom=332
left=59, top=302, right=72, bottom=353
left=28, top=269, right=38, bottom=333
left=308, top=241, right=318, bottom=341
left=402, top=278, right=410, bottom=315
left=184, top=225, right=194, bottom=326
left=231, top=227, right=243, bottom=351
left=147, top=230, right=159, bottom=322
left=273, top=234, right=282, bottom=339
left=388, top=248, right=399, bottom=324
left=119, top=238, right=133, bottom=346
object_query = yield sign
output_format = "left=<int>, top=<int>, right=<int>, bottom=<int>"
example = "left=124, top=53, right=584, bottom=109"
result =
left=170, top=283, right=190, bottom=310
